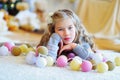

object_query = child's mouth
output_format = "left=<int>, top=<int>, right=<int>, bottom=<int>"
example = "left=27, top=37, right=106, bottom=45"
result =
left=64, top=38, right=70, bottom=41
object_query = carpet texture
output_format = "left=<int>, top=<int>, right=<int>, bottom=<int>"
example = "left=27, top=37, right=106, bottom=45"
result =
left=0, top=50, right=120, bottom=80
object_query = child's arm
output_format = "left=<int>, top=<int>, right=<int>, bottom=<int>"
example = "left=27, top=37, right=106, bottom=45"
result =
left=73, top=43, right=94, bottom=60
left=59, top=42, right=94, bottom=60
left=47, top=33, right=61, bottom=61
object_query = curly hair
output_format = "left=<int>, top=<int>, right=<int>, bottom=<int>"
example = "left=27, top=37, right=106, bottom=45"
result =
left=37, top=9, right=95, bottom=51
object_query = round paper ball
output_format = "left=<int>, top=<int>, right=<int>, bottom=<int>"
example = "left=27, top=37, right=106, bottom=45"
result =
left=102, top=57, right=107, bottom=62
left=89, top=59, right=97, bottom=70
left=69, top=57, right=82, bottom=71
left=92, top=53, right=103, bottom=64
left=19, top=44, right=29, bottom=54
left=56, top=55, right=68, bottom=67
left=36, top=57, right=47, bottom=68
left=28, top=47, right=35, bottom=52
left=74, top=56, right=82, bottom=62
left=115, top=56, right=120, bottom=66
left=26, top=43, right=32, bottom=48
left=4, top=42, right=15, bottom=51
left=0, top=46, right=9, bottom=56
left=26, top=51, right=37, bottom=65
left=67, top=53, right=75, bottom=59
left=36, top=46, right=48, bottom=55
left=46, top=56, right=54, bottom=66
left=96, top=62, right=108, bottom=73
left=81, top=60, right=92, bottom=72
left=11, top=46, right=21, bottom=56
left=106, top=61, right=115, bottom=71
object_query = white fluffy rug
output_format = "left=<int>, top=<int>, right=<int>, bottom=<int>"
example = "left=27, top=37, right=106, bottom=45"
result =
left=0, top=50, right=120, bottom=80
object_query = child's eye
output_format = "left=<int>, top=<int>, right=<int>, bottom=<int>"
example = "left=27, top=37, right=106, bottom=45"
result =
left=58, top=28, right=63, bottom=31
left=68, top=26, right=73, bottom=30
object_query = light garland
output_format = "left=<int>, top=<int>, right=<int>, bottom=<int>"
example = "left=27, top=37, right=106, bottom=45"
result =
left=0, top=42, right=119, bottom=73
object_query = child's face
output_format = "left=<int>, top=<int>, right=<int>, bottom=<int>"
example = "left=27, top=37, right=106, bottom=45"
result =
left=55, top=18, right=76, bottom=44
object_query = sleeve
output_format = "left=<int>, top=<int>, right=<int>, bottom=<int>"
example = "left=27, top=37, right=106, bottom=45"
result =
left=73, top=43, right=94, bottom=60
left=47, top=33, right=61, bottom=61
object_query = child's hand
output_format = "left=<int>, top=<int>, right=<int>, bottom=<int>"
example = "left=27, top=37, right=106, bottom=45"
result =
left=59, top=43, right=77, bottom=55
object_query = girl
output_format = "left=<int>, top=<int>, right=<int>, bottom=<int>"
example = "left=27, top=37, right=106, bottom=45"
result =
left=37, top=9, right=96, bottom=61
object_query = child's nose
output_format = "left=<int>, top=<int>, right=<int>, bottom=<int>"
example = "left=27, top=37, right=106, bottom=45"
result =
left=64, top=29, right=69, bottom=35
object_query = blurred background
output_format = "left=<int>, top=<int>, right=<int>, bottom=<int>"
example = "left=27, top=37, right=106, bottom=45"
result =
left=0, top=0, right=120, bottom=51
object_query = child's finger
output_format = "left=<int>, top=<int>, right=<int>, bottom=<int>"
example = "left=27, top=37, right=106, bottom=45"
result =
left=58, top=40, right=63, bottom=55
left=58, top=46, right=66, bottom=55
left=58, top=50, right=62, bottom=55
left=60, top=40, right=63, bottom=49
left=59, top=47, right=64, bottom=55
left=59, top=44, right=72, bottom=55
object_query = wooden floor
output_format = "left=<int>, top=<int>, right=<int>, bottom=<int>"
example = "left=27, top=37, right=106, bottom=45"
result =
left=0, top=30, right=120, bottom=52
left=0, top=30, right=42, bottom=46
